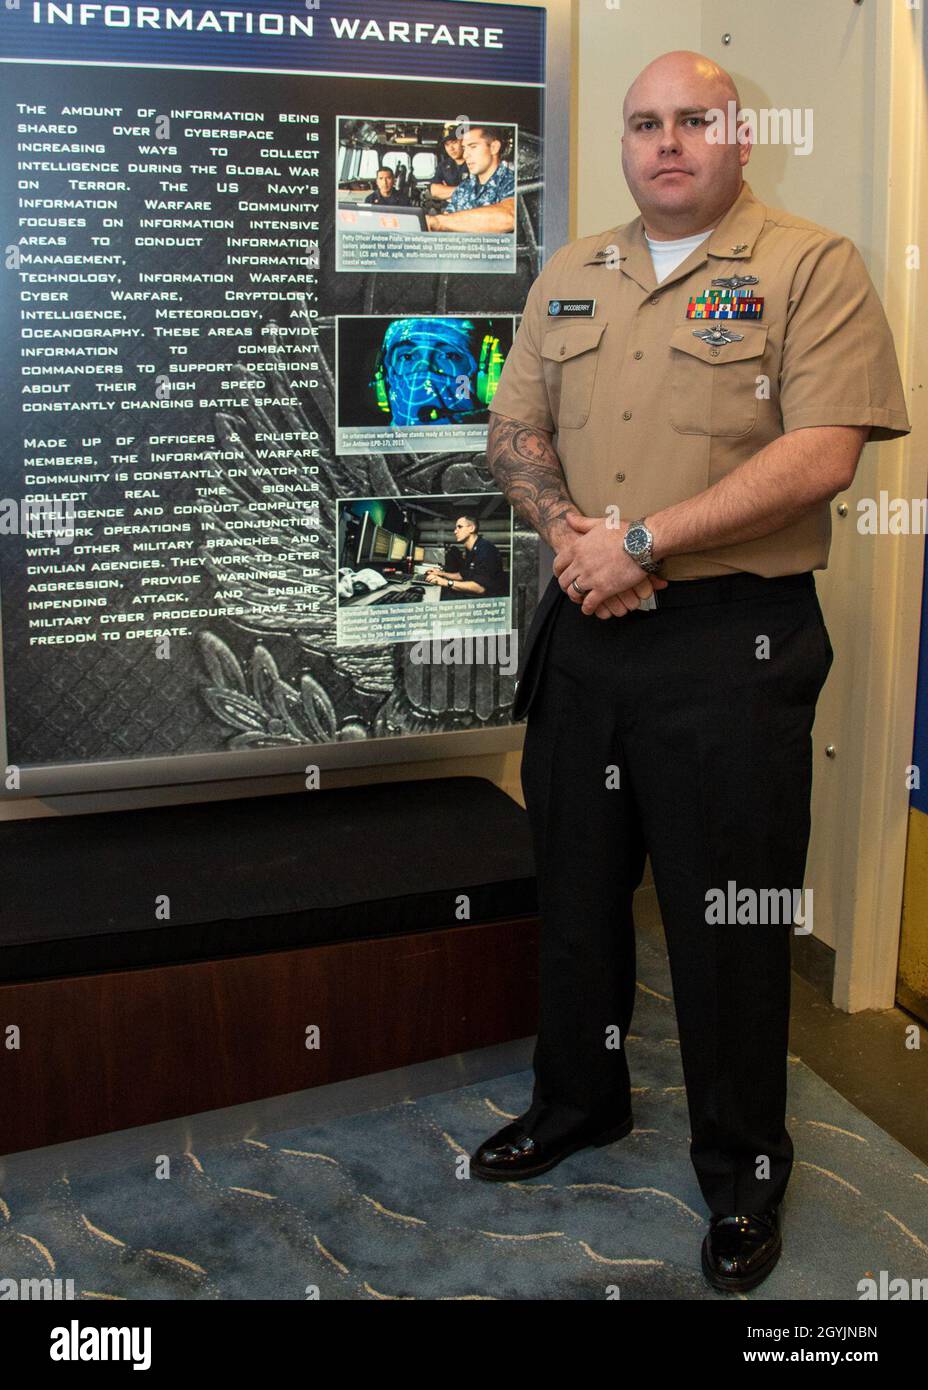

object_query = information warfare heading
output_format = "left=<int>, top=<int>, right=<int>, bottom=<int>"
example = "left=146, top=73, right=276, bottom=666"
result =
left=30, top=4, right=504, bottom=45
left=2, top=0, right=546, bottom=83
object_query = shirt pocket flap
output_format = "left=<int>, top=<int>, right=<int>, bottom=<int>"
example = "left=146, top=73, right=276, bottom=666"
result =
left=669, top=322, right=768, bottom=364
left=540, top=321, right=607, bottom=363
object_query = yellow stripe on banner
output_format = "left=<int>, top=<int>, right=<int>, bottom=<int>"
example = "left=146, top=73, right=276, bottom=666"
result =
left=898, top=806, right=928, bottom=1023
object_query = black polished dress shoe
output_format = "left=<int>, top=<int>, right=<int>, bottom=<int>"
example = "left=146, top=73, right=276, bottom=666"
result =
left=701, top=1205, right=782, bottom=1292
left=470, top=1114, right=634, bottom=1181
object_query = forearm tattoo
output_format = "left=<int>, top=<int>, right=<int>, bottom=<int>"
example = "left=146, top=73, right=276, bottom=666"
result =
left=486, top=413, right=579, bottom=547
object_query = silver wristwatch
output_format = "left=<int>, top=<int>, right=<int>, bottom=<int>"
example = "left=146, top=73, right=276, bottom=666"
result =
left=622, top=517, right=661, bottom=573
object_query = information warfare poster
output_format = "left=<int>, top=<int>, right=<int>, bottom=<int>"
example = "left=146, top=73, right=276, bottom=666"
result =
left=0, top=0, right=546, bottom=773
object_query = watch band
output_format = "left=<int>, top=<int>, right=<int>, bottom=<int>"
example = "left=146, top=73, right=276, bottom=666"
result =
left=623, top=517, right=661, bottom=573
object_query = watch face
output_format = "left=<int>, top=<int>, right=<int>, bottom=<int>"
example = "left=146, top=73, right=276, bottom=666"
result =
left=627, top=525, right=648, bottom=553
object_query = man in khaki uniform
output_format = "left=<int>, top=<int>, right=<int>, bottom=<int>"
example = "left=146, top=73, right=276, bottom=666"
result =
left=471, top=51, right=910, bottom=1293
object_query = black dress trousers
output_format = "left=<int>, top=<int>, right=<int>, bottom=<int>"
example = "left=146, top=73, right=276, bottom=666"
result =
left=516, top=571, right=833, bottom=1216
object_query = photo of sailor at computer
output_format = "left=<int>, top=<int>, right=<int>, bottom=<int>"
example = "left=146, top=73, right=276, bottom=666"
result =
left=335, top=115, right=517, bottom=275
left=335, top=494, right=513, bottom=648
left=335, top=314, right=513, bottom=456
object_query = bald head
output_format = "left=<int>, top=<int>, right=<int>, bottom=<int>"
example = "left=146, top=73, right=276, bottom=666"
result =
left=623, top=51, right=740, bottom=127
left=620, top=50, right=750, bottom=239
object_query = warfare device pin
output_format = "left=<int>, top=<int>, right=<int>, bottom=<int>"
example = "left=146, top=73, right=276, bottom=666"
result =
left=692, top=327, right=745, bottom=347
left=711, top=275, right=759, bottom=291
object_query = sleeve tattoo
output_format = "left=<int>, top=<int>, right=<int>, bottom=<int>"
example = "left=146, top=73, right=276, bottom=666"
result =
left=486, top=412, right=581, bottom=548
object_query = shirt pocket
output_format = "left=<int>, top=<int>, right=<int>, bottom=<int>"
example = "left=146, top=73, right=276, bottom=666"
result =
left=669, top=323, right=769, bottom=436
left=540, top=321, right=607, bottom=430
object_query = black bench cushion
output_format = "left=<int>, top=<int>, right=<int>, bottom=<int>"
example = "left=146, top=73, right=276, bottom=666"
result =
left=1, top=778, right=537, bottom=983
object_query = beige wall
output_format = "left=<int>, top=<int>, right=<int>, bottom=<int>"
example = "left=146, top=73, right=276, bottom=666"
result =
left=576, top=0, right=890, bottom=251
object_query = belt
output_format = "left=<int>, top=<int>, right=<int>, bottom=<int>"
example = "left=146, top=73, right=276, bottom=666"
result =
left=637, top=570, right=814, bottom=611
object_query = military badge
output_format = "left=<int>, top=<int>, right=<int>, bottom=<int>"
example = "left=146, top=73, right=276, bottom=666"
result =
left=692, top=326, right=745, bottom=347
left=711, top=275, right=759, bottom=291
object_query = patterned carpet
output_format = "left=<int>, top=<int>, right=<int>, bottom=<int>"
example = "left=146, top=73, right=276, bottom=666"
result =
left=2, top=931, right=927, bottom=1300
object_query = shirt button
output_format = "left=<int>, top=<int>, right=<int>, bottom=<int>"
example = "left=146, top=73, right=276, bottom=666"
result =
left=615, top=471, right=626, bottom=482
left=649, top=295, right=661, bottom=305
left=633, top=350, right=644, bottom=360
left=559, top=344, right=566, bottom=356
left=622, top=410, right=632, bottom=420
left=710, top=347, right=720, bottom=357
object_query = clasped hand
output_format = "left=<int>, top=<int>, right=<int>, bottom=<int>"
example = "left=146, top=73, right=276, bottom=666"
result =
left=552, top=513, right=668, bottom=618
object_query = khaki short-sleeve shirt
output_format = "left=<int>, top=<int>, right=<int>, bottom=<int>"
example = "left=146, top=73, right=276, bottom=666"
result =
left=488, top=180, right=911, bottom=579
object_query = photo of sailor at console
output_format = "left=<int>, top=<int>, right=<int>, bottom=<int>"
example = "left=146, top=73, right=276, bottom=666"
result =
left=335, top=315, right=512, bottom=456
left=336, top=495, right=512, bottom=611
left=335, top=116, right=517, bottom=273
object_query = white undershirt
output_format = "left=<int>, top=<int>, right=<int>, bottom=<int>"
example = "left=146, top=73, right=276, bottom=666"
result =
left=645, top=228, right=714, bottom=283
